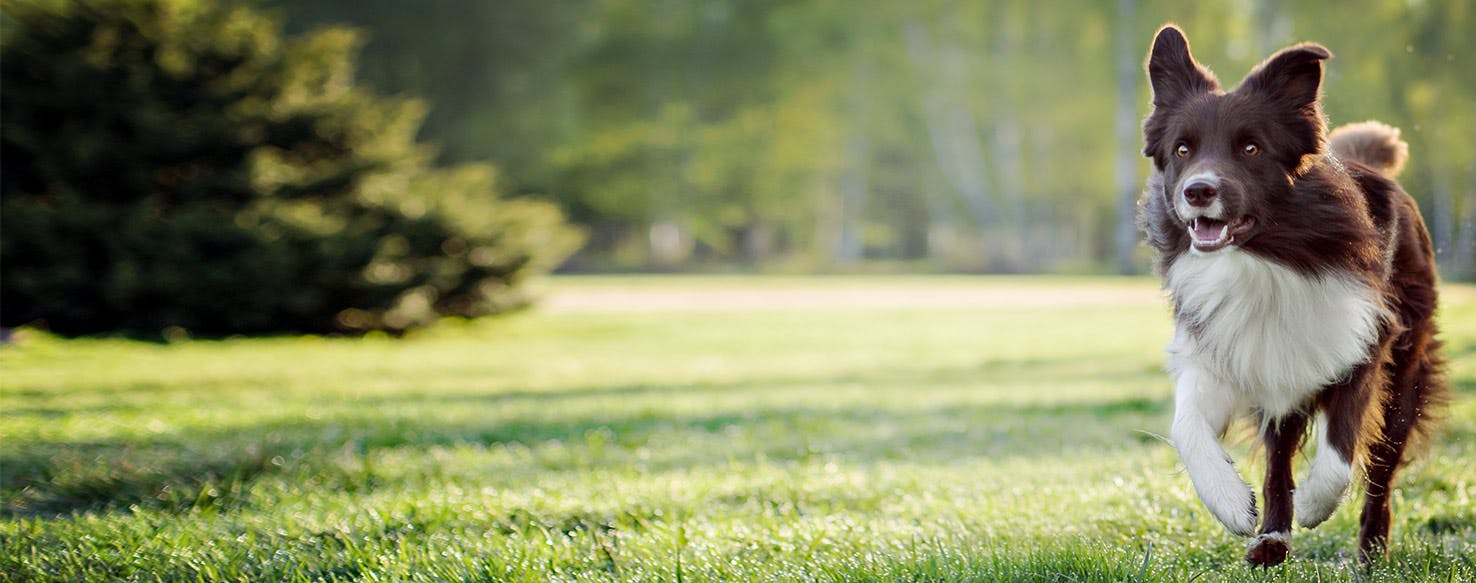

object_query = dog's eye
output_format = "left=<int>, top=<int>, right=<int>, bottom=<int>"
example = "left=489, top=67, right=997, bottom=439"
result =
left=1243, top=143, right=1260, bottom=157
left=1175, top=144, right=1191, bottom=158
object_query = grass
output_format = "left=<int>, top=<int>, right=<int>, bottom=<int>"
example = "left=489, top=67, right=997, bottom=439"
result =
left=1, top=275, right=1473, bottom=582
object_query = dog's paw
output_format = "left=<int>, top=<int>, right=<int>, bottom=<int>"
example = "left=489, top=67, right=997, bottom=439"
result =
left=1294, top=472, right=1348, bottom=528
left=1295, top=492, right=1337, bottom=528
left=1219, top=500, right=1259, bottom=538
left=1296, top=450, right=1351, bottom=528
left=1205, top=485, right=1258, bottom=537
left=1245, top=532, right=1290, bottom=567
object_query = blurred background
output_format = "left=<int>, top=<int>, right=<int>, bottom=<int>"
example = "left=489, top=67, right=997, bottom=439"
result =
left=3, top=0, right=1473, bottom=337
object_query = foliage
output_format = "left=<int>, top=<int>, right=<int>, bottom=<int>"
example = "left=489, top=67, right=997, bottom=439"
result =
left=1, top=276, right=1474, bottom=580
left=0, top=0, right=583, bottom=337
left=275, top=0, right=1476, bottom=277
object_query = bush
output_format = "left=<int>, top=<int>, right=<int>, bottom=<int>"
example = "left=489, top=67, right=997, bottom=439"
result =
left=0, top=0, right=583, bottom=337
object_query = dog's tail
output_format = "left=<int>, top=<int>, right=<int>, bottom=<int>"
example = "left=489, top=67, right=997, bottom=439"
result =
left=1328, top=121, right=1409, bottom=177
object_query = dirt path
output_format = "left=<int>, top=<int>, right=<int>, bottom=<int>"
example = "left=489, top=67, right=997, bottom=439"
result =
left=539, top=277, right=1167, bottom=312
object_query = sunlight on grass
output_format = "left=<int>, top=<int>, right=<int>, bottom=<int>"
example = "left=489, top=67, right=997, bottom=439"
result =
left=1, top=276, right=1473, bottom=581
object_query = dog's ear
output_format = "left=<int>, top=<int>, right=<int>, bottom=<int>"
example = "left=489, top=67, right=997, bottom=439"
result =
left=1146, top=25, right=1219, bottom=108
left=1242, top=43, right=1332, bottom=164
left=1143, top=25, right=1217, bottom=160
left=1242, top=43, right=1331, bottom=111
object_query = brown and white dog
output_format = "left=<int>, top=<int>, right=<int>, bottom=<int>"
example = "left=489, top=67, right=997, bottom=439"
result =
left=1137, top=25, right=1446, bottom=566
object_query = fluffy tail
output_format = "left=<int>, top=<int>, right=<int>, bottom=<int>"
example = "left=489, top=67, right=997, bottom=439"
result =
left=1328, top=121, right=1409, bottom=177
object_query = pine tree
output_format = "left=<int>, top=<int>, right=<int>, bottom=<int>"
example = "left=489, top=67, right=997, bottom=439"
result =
left=0, top=0, right=583, bottom=337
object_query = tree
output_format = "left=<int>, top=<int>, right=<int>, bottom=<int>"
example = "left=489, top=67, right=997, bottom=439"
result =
left=0, top=0, right=583, bottom=337
left=264, top=0, right=1476, bottom=277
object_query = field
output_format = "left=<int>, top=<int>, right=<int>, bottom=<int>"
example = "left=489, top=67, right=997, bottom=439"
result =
left=2, top=276, right=1473, bottom=582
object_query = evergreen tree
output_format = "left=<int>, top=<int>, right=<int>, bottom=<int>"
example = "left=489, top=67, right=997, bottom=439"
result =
left=0, top=0, right=583, bottom=337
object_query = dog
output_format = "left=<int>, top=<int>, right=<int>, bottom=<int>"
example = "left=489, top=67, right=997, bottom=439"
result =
left=1137, top=25, right=1446, bottom=566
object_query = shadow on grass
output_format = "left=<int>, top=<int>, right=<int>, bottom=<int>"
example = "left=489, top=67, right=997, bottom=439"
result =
left=1, top=386, right=1170, bottom=519
left=1, top=440, right=294, bottom=518
left=5, top=352, right=1463, bottom=521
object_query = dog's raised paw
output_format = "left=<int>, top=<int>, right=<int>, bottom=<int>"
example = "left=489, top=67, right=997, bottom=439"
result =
left=1294, top=474, right=1348, bottom=528
left=1223, top=503, right=1259, bottom=538
left=1205, top=486, right=1258, bottom=537
left=1245, top=533, right=1290, bottom=567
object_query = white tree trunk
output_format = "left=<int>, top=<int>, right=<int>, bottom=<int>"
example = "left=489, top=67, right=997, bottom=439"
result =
left=1113, top=0, right=1141, bottom=274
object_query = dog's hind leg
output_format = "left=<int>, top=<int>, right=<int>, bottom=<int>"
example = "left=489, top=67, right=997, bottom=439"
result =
left=1246, top=412, right=1307, bottom=567
left=1358, top=397, right=1409, bottom=564
left=1358, top=338, right=1442, bottom=564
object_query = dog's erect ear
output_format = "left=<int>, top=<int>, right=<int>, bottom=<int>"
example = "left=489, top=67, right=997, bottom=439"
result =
left=1146, top=25, right=1219, bottom=107
left=1143, top=25, right=1218, bottom=160
left=1241, top=43, right=1331, bottom=111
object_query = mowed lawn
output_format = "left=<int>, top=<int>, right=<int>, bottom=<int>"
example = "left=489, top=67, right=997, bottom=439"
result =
left=2, top=276, right=1473, bottom=582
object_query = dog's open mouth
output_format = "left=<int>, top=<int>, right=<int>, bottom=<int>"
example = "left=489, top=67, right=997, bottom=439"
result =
left=1188, top=217, right=1256, bottom=252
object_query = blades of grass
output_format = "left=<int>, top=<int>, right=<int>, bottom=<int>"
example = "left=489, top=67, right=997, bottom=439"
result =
left=1134, top=541, right=1153, bottom=582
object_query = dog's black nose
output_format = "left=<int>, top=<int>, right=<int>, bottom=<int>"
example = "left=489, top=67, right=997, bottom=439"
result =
left=1183, top=182, right=1218, bottom=207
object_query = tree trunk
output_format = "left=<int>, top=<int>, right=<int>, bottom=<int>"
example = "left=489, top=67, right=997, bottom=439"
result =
left=905, top=20, right=997, bottom=268
left=1112, top=0, right=1141, bottom=274
left=830, top=55, right=872, bottom=268
left=1433, top=169, right=1454, bottom=268
left=991, top=12, right=1028, bottom=272
left=1453, top=165, right=1476, bottom=280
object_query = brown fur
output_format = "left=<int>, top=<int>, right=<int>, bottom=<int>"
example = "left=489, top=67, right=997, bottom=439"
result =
left=1137, top=24, right=1447, bottom=567
left=1330, top=121, right=1410, bottom=177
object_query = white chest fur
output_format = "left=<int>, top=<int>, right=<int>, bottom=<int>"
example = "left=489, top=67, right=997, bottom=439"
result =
left=1165, top=248, right=1385, bottom=418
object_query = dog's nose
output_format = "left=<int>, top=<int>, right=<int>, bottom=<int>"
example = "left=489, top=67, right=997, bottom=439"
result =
left=1183, top=182, right=1218, bottom=207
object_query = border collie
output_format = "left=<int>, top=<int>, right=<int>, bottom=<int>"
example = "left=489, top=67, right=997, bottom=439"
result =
left=1137, top=25, right=1446, bottom=566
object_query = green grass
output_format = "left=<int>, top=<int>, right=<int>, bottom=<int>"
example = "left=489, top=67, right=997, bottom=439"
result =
left=2, top=275, right=1473, bottom=582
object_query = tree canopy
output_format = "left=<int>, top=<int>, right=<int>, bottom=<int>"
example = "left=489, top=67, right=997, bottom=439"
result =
left=275, top=0, right=1476, bottom=278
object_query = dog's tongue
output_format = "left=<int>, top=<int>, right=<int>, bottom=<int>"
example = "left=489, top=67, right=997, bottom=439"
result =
left=1192, top=218, right=1227, bottom=242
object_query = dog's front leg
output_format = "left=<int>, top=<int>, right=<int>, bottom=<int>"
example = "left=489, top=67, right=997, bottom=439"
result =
left=1172, top=367, right=1258, bottom=537
left=1294, top=411, right=1353, bottom=529
left=1246, top=412, right=1307, bottom=567
left=1297, top=353, right=1385, bottom=530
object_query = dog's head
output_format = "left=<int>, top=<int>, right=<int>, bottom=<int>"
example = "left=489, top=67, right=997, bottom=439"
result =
left=1142, top=25, right=1331, bottom=253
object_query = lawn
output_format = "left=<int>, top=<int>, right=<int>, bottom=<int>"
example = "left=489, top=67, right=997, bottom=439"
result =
left=2, top=275, right=1473, bottom=582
